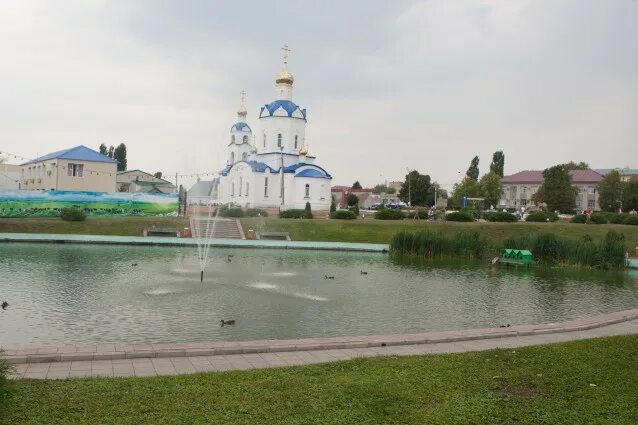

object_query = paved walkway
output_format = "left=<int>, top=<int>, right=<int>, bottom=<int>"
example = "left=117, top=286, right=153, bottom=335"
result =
left=8, top=317, right=638, bottom=380
left=0, top=233, right=389, bottom=252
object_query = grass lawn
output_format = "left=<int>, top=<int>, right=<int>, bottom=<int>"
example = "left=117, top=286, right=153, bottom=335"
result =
left=1, top=216, right=638, bottom=251
left=241, top=218, right=638, bottom=251
left=2, top=335, right=637, bottom=424
left=0, top=217, right=188, bottom=237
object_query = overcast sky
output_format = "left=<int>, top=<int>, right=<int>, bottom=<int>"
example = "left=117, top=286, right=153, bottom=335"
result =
left=1, top=0, right=637, bottom=189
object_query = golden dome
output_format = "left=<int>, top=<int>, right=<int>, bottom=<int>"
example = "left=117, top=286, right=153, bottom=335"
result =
left=237, top=104, right=247, bottom=117
left=276, top=65, right=294, bottom=85
left=250, top=143, right=258, bottom=154
left=299, top=144, right=308, bottom=155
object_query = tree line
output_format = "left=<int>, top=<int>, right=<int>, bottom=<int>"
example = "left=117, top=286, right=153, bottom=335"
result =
left=99, top=143, right=127, bottom=172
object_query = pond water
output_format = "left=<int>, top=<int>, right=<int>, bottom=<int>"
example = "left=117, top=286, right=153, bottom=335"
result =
left=1, top=243, right=637, bottom=348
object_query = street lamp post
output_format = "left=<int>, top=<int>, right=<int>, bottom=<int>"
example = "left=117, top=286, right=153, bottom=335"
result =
left=406, top=167, right=411, bottom=207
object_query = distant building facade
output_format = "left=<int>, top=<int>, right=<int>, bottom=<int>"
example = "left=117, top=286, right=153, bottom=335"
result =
left=20, top=145, right=117, bottom=192
left=500, top=169, right=603, bottom=211
left=595, top=168, right=638, bottom=182
left=117, top=170, right=176, bottom=193
left=0, top=164, right=20, bottom=191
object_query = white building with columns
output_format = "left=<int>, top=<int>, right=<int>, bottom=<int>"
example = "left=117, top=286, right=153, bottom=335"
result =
left=216, top=46, right=332, bottom=210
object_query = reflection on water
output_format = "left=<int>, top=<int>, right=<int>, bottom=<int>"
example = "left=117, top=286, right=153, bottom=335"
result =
left=1, top=243, right=637, bottom=348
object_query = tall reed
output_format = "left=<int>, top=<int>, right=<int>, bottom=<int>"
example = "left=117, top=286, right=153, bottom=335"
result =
left=390, top=230, right=490, bottom=261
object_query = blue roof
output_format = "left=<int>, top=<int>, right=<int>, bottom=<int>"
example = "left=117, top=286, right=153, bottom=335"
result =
left=260, top=100, right=307, bottom=120
left=283, top=162, right=332, bottom=178
left=296, top=169, right=330, bottom=179
left=231, top=122, right=252, bottom=132
left=219, top=160, right=276, bottom=176
left=22, top=145, right=118, bottom=165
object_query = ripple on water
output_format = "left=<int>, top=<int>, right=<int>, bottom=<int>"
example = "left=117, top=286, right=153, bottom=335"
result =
left=144, top=288, right=181, bottom=296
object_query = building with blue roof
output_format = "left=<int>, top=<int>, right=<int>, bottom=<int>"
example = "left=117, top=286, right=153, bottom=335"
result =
left=19, top=145, right=117, bottom=192
left=214, top=45, right=333, bottom=210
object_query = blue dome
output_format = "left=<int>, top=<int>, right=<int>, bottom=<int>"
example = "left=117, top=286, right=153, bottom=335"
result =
left=231, top=122, right=251, bottom=132
left=260, top=100, right=307, bottom=120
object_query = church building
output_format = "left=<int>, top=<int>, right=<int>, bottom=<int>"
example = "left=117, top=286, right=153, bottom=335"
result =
left=215, top=45, right=332, bottom=211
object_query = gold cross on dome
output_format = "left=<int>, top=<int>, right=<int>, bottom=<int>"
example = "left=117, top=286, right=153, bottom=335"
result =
left=281, top=43, right=291, bottom=65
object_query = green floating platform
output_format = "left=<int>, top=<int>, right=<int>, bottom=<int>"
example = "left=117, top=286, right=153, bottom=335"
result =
left=499, top=249, right=533, bottom=266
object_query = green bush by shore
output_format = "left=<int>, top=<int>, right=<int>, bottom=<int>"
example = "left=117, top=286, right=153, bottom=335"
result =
left=390, top=228, right=627, bottom=269
left=59, top=207, right=86, bottom=222
left=526, top=211, right=558, bottom=222
left=374, top=209, right=405, bottom=220
left=330, top=210, right=357, bottom=220
left=504, top=230, right=626, bottom=269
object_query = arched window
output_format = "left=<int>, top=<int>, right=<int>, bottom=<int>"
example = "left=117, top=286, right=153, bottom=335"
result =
left=239, top=177, right=243, bottom=196
left=263, top=134, right=266, bottom=148
left=277, top=133, right=282, bottom=148
left=246, top=182, right=250, bottom=197
left=231, top=135, right=235, bottom=144
left=230, top=152, right=234, bottom=164
left=264, top=177, right=269, bottom=197
left=243, top=135, right=248, bottom=143
left=305, top=184, right=310, bottom=198
left=294, top=135, right=298, bottom=149
left=242, top=152, right=247, bottom=161
left=231, top=181, right=235, bottom=197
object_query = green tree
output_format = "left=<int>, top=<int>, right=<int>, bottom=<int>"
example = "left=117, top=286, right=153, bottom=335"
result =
left=563, top=161, right=589, bottom=170
left=450, top=177, right=480, bottom=209
left=479, top=171, right=502, bottom=208
left=154, top=172, right=163, bottom=179
left=534, top=164, right=578, bottom=213
left=330, top=195, right=336, bottom=212
left=98, top=143, right=107, bottom=155
left=108, top=145, right=114, bottom=158
left=622, top=177, right=638, bottom=211
left=489, top=151, right=505, bottom=177
left=466, top=156, right=480, bottom=180
left=352, top=181, right=362, bottom=189
left=597, top=170, right=623, bottom=212
left=387, top=187, right=396, bottom=194
left=346, top=193, right=359, bottom=207
left=113, top=143, right=127, bottom=171
left=305, top=201, right=312, bottom=214
left=398, top=170, right=432, bottom=206
left=372, top=184, right=388, bottom=194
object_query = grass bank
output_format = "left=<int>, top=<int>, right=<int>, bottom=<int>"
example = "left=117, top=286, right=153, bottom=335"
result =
left=0, top=217, right=188, bottom=236
left=2, top=217, right=638, bottom=252
left=3, top=335, right=638, bottom=424
left=241, top=219, right=638, bottom=252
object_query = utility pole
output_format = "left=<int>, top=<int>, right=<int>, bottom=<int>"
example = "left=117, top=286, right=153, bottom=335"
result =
left=280, top=146, right=285, bottom=206
left=175, top=172, right=178, bottom=194
left=434, top=185, right=438, bottom=210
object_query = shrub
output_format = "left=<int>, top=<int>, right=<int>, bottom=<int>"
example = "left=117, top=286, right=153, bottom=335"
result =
left=526, top=211, right=558, bottom=222
left=59, top=207, right=86, bottom=221
left=484, top=211, right=517, bottom=222
left=219, top=207, right=245, bottom=217
left=445, top=211, right=475, bottom=222
left=590, top=214, right=608, bottom=224
left=390, top=230, right=489, bottom=260
left=624, top=215, right=638, bottom=225
left=245, top=208, right=268, bottom=217
left=374, top=209, right=405, bottom=220
left=279, top=209, right=312, bottom=219
left=570, top=214, right=587, bottom=223
left=330, top=210, right=356, bottom=220
left=305, top=202, right=312, bottom=214
left=609, top=213, right=628, bottom=224
left=460, top=208, right=483, bottom=220
left=349, top=204, right=360, bottom=216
